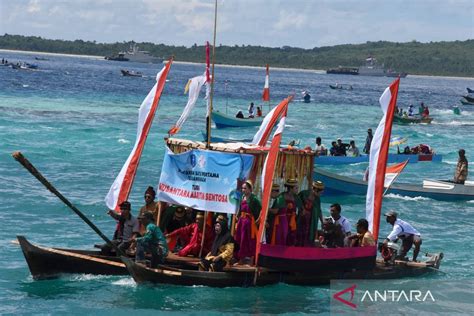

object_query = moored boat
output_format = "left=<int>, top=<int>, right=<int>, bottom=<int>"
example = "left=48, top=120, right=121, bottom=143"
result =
left=329, top=84, right=353, bottom=90
left=315, top=153, right=442, bottom=165
left=314, top=167, right=474, bottom=201
left=326, top=67, right=359, bottom=75
left=121, top=69, right=143, bottom=77
left=393, top=114, right=433, bottom=124
left=211, top=110, right=264, bottom=128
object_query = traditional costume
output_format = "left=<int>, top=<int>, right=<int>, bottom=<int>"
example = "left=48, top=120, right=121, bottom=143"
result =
left=296, top=181, right=323, bottom=247
left=199, top=216, right=234, bottom=272
left=167, top=213, right=213, bottom=257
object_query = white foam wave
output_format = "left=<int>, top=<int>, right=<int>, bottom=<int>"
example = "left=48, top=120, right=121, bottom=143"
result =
left=385, top=193, right=430, bottom=201
left=118, top=138, right=130, bottom=144
left=112, top=277, right=136, bottom=287
left=444, top=160, right=458, bottom=165
left=69, top=274, right=112, bottom=281
left=22, top=84, right=29, bottom=88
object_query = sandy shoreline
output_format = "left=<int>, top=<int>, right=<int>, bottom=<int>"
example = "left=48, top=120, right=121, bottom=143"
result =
left=1, top=49, right=472, bottom=79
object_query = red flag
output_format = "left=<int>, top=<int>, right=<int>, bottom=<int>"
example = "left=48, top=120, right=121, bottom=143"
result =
left=255, top=97, right=291, bottom=264
left=105, top=58, right=173, bottom=211
left=366, top=78, right=400, bottom=240
left=384, top=160, right=408, bottom=188
left=251, top=97, right=291, bottom=146
left=262, top=64, right=270, bottom=101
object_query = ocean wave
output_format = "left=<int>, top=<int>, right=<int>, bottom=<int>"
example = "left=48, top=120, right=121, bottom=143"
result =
left=118, top=138, right=130, bottom=144
left=112, top=277, right=136, bottom=287
left=432, top=120, right=474, bottom=126
left=69, top=274, right=114, bottom=282
left=443, top=160, right=458, bottom=165
left=385, top=193, right=430, bottom=201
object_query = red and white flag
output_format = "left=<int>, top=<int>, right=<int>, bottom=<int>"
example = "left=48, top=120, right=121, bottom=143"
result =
left=251, top=97, right=291, bottom=146
left=384, top=160, right=408, bottom=188
left=262, top=64, right=270, bottom=101
left=255, top=100, right=290, bottom=263
left=105, top=59, right=173, bottom=211
left=366, top=78, right=400, bottom=240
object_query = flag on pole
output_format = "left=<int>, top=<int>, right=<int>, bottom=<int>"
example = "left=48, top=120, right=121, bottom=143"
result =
left=384, top=160, right=408, bottom=188
left=366, top=78, right=400, bottom=240
left=255, top=99, right=290, bottom=265
left=168, top=74, right=207, bottom=135
left=262, top=64, right=270, bottom=101
left=105, top=59, right=173, bottom=211
left=251, top=97, right=291, bottom=146
left=205, top=41, right=211, bottom=118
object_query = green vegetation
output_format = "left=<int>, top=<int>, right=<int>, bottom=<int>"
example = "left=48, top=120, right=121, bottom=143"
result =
left=1, top=34, right=473, bottom=77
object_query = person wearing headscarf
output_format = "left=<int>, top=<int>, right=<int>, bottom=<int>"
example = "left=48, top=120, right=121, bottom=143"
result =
left=139, top=186, right=159, bottom=234
left=199, top=215, right=234, bottom=272
left=271, top=178, right=302, bottom=246
left=296, top=181, right=325, bottom=246
left=234, top=180, right=261, bottom=265
left=166, top=212, right=213, bottom=257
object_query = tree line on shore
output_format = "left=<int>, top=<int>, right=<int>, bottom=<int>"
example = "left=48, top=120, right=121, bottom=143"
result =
left=1, top=34, right=473, bottom=77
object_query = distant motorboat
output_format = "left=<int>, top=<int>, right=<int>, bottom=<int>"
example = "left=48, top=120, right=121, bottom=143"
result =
left=211, top=110, right=263, bottom=128
left=467, top=87, right=474, bottom=94
left=460, top=98, right=474, bottom=105
left=121, top=69, right=143, bottom=77
left=329, top=84, right=353, bottom=90
left=393, top=114, right=433, bottom=124
left=34, top=57, right=49, bottom=61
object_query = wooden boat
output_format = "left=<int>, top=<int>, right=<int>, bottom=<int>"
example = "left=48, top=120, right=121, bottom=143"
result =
left=460, top=98, right=474, bottom=105
left=122, top=250, right=443, bottom=287
left=121, top=69, right=143, bottom=77
left=329, top=84, right=353, bottom=90
left=211, top=110, right=263, bottom=128
left=17, top=235, right=200, bottom=280
left=200, top=131, right=252, bottom=143
left=463, top=95, right=474, bottom=103
left=315, top=153, right=442, bottom=165
left=314, top=167, right=474, bottom=201
left=393, top=114, right=433, bottom=124
left=17, top=235, right=127, bottom=280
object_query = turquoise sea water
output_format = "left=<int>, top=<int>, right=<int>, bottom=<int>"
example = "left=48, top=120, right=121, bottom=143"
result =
left=1, top=51, right=473, bottom=315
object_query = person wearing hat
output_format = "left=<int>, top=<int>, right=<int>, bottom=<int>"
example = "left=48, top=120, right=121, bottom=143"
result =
left=454, top=149, right=468, bottom=184
left=271, top=178, right=302, bottom=246
left=265, top=183, right=281, bottom=242
left=166, top=212, right=214, bottom=258
left=139, top=186, right=159, bottom=234
left=235, top=179, right=261, bottom=265
left=296, top=181, right=325, bottom=246
left=159, top=204, right=186, bottom=234
left=135, top=211, right=168, bottom=267
left=348, top=219, right=375, bottom=247
left=199, top=215, right=235, bottom=272
left=383, top=211, right=422, bottom=261
left=363, top=129, right=373, bottom=154
left=103, top=201, right=140, bottom=255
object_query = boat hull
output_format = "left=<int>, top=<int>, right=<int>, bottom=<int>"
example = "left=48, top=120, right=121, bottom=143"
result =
left=212, top=111, right=263, bottom=128
left=394, top=115, right=433, bottom=124
left=314, top=168, right=474, bottom=201
left=17, top=236, right=127, bottom=279
left=315, top=153, right=442, bottom=165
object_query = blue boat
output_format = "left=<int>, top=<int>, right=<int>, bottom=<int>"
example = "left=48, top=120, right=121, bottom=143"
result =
left=315, top=153, right=442, bottom=165
left=211, top=110, right=263, bottom=128
left=314, top=168, right=474, bottom=201
left=200, top=131, right=252, bottom=143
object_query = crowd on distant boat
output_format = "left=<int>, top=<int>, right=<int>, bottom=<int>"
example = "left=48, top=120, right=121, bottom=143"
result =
left=395, top=102, right=430, bottom=118
left=311, top=128, right=373, bottom=157
left=1, top=58, right=38, bottom=70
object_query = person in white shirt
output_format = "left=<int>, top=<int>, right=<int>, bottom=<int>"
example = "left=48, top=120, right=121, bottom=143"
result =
left=248, top=102, right=255, bottom=118
left=315, top=137, right=327, bottom=156
left=383, top=211, right=422, bottom=261
left=347, top=140, right=360, bottom=157
left=329, top=203, right=351, bottom=236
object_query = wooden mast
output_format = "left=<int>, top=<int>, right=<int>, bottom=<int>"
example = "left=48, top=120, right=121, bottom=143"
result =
left=206, top=0, right=218, bottom=149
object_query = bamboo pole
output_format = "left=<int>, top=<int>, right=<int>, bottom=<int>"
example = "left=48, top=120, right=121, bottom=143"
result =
left=12, top=151, right=125, bottom=256
left=206, top=0, right=218, bottom=148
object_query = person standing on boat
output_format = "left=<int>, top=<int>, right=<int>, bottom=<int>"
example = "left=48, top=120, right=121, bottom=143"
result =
left=199, top=215, right=235, bottom=272
left=166, top=212, right=213, bottom=257
left=135, top=212, right=168, bottom=267
left=315, top=137, right=327, bottom=156
left=272, top=179, right=302, bottom=246
left=329, top=203, right=351, bottom=237
left=454, top=149, right=468, bottom=184
left=363, top=129, right=373, bottom=154
left=418, top=102, right=425, bottom=115
left=234, top=180, right=261, bottom=265
left=384, top=211, right=422, bottom=261
left=348, top=219, right=375, bottom=247
left=296, top=181, right=325, bottom=246
left=103, top=201, right=140, bottom=255
left=139, top=186, right=159, bottom=234
left=408, top=104, right=414, bottom=116
left=257, top=106, right=262, bottom=117
left=248, top=102, right=255, bottom=118
left=303, top=91, right=311, bottom=103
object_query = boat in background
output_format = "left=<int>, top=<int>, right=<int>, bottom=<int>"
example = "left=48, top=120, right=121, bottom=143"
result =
left=394, top=114, right=433, bottom=124
left=326, top=66, right=359, bottom=75
left=314, top=167, right=474, bottom=201
left=315, top=153, right=442, bottom=165
left=358, top=56, right=407, bottom=77
left=121, top=69, right=143, bottom=77
left=460, top=98, right=474, bottom=105
left=329, top=84, right=353, bottom=90
left=467, top=87, right=474, bottom=94
left=200, top=131, right=252, bottom=143
left=211, top=110, right=263, bottom=128
left=106, top=44, right=162, bottom=64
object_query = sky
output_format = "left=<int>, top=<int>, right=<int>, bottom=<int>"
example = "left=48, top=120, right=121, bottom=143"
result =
left=0, top=0, right=473, bottom=49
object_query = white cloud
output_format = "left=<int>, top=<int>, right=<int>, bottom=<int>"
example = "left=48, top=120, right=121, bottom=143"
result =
left=273, top=10, right=308, bottom=31
left=27, top=0, right=41, bottom=13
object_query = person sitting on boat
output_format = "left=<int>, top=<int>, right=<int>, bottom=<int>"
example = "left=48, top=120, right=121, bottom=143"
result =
left=248, top=102, right=255, bottom=118
left=418, top=144, right=432, bottom=154
left=336, top=138, right=349, bottom=156
left=347, top=140, right=360, bottom=157
left=398, top=107, right=404, bottom=116
left=418, top=102, right=425, bottom=115
left=234, top=180, right=261, bottom=265
left=296, top=181, right=325, bottom=246
left=159, top=204, right=186, bottom=234
left=348, top=219, right=375, bottom=247
left=422, top=105, right=430, bottom=118
left=271, top=178, right=302, bottom=246
left=135, top=212, right=168, bottom=268
left=408, top=105, right=414, bottom=116
left=403, top=146, right=411, bottom=154
left=383, top=211, right=422, bottom=261
left=138, top=186, right=159, bottom=234
left=315, top=137, right=328, bottom=156
left=235, top=110, right=244, bottom=119
left=256, top=106, right=262, bottom=117
left=329, top=203, right=351, bottom=241
left=199, top=215, right=235, bottom=272
left=363, top=129, right=373, bottom=154
left=166, top=212, right=213, bottom=258
left=454, top=149, right=468, bottom=184
left=402, top=111, right=408, bottom=118
left=102, top=201, right=140, bottom=255
left=318, top=218, right=344, bottom=248
left=329, top=141, right=338, bottom=156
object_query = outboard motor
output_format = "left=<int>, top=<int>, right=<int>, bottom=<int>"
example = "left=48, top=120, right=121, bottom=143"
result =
left=379, top=241, right=400, bottom=264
